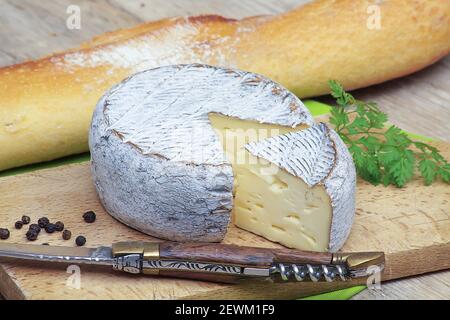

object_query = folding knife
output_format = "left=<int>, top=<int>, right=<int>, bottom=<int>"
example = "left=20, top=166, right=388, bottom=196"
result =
left=0, top=241, right=384, bottom=283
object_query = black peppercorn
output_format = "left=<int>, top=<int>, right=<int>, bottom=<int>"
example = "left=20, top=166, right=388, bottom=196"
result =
left=54, top=221, right=64, bottom=232
left=45, top=223, right=56, bottom=234
left=21, top=215, right=31, bottom=225
left=38, top=217, right=50, bottom=228
left=75, top=235, right=86, bottom=246
left=15, top=221, right=23, bottom=229
left=29, top=224, right=41, bottom=234
left=62, top=229, right=72, bottom=240
left=83, top=211, right=96, bottom=223
left=26, top=230, right=38, bottom=241
left=0, top=228, right=10, bottom=240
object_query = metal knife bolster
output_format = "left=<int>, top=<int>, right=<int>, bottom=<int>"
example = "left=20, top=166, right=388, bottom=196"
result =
left=111, top=242, right=385, bottom=282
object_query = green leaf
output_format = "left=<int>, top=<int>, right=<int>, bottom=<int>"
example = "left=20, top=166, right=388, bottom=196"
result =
left=419, top=159, right=437, bottom=185
left=348, top=145, right=365, bottom=167
left=384, top=126, right=402, bottom=141
left=349, top=116, right=369, bottom=131
left=387, top=150, right=415, bottom=187
left=379, top=146, right=401, bottom=166
left=366, top=155, right=381, bottom=182
left=438, top=164, right=450, bottom=183
left=366, top=102, right=381, bottom=112
left=329, top=80, right=342, bottom=94
left=355, top=152, right=381, bottom=185
left=330, top=107, right=349, bottom=129
left=430, top=150, right=445, bottom=162
left=356, top=104, right=366, bottom=117
left=385, top=126, right=411, bottom=146
left=359, top=136, right=381, bottom=153
left=338, top=133, right=353, bottom=145
left=367, top=110, right=388, bottom=129
left=382, top=173, right=392, bottom=186
left=328, top=80, right=354, bottom=107
left=327, top=80, right=450, bottom=188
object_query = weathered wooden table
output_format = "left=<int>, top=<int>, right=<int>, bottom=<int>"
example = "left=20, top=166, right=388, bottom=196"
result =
left=0, top=0, right=449, bottom=300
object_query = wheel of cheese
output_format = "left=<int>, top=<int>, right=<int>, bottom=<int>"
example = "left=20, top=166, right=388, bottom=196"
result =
left=89, top=64, right=355, bottom=252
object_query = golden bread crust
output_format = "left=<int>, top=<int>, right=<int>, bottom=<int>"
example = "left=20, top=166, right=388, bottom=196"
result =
left=0, top=0, right=449, bottom=171
left=237, top=0, right=450, bottom=97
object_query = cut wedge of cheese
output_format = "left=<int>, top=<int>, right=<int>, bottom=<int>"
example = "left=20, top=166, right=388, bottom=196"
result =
left=210, top=114, right=331, bottom=251
left=89, top=64, right=355, bottom=251
left=210, top=115, right=355, bottom=252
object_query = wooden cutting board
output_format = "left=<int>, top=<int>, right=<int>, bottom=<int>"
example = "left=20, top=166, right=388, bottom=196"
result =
left=0, top=141, right=449, bottom=300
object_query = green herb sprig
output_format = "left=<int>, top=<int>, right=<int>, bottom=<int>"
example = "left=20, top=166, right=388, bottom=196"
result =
left=328, top=80, right=450, bottom=187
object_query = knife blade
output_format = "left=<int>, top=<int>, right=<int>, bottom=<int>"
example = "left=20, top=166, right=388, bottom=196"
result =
left=0, top=241, right=384, bottom=283
left=0, top=242, right=114, bottom=265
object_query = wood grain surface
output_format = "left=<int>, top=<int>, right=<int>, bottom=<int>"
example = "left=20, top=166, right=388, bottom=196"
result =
left=159, top=242, right=333, bottom=266
left=0, top=0, right=449, bottom=300
left=352, top=271, right=450, bottom=300
left=0, top=142, right=448, bottom=299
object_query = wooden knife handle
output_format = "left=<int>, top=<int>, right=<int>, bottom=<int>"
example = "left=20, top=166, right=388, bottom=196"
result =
left=159, top=242, right=332, bottom=267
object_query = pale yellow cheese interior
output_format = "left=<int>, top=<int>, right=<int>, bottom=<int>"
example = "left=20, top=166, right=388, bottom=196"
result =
left=209, top=113, right=332, bottom=252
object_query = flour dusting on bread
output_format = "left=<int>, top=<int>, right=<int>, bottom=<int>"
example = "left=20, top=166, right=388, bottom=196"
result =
left=51, top=17, right=259, bottom=73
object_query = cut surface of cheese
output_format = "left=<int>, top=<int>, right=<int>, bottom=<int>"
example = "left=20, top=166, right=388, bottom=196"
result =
left=234, top=160, right=332, bottom=252
left=209, top=114, right=333, bottom=251
left=89, top=64, right=355, bottom=251
left=245, top=124, right=357, bottom=251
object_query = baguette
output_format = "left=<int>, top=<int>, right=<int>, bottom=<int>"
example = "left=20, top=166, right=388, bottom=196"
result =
left=0, top=0, right=449, bottom=172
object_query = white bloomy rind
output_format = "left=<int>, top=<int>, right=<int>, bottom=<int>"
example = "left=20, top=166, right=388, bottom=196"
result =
left=89, top=64, right=314, bottom=242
